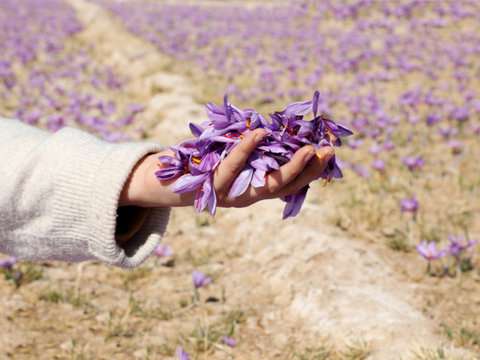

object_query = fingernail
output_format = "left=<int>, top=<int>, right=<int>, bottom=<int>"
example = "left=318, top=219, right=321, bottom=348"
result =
left=304, top=151, right=316, bottom=164
left=324, top=150, right=335, bottom=162
left=255, top=130, right=266, bottom=143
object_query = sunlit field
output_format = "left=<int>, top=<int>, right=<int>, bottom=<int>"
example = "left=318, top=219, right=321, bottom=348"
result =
left=1, top=0, right=480, bottom=359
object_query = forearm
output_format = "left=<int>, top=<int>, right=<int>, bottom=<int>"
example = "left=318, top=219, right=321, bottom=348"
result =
left=0, top=117, right=170, bottom=268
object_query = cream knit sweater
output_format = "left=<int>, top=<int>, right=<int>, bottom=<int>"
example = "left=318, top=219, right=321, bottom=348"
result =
left=0, top=117, right=171, bottom=269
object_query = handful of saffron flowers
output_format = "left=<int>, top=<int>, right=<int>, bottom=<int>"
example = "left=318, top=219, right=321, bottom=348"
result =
left=155, top=91, right=353, bottom=219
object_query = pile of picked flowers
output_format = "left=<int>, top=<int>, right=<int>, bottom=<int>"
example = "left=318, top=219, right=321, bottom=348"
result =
left=155, top=91, right=354, bottom=219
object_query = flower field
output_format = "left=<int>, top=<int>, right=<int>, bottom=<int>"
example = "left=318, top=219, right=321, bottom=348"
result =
left=1, top=0, right=480, bottom=359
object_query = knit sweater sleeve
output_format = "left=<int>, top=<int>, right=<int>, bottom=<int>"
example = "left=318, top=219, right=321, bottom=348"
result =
left=0, top=117, right=171, bottom=269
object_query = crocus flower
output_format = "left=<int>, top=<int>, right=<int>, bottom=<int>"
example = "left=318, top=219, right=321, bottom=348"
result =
left=192, top=270, right=212, bottom=288
left=0, top=257, right=18, bottom=270
left=155, top=92, right=353, bottom=219
left=348, top=138, right=362, bottom=149
left=470, top=124, right=480, bottom=134
left=402, top=156, right=424, bottom=171
left=399, top=196, right=419, bottom=213
left=384, top=139, right=396, bottom=151
left=448, top=234, right=478, bottom=260
left=369, top=142, right=382, bottom=156
left=447, top=139, right=464, bottom=154
left=352, top=165, right=371, bottom=179
left=371, top=158, right=386, bottom=171
left=154, top=244, right=174, bottom=257
left=223, top=336, right=237, bottom=348
left=177, top=347, right=190, bottom=360
left=416, top=240, right=449, bottom=260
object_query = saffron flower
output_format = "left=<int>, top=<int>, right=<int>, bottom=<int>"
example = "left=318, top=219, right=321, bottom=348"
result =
left=416, top=240, right=449, bottom=260
left=447, top=139, right=464, bottom=154
left=223, top=336, right=237, bottom=348
left=177, top=347, right=190, bottom=360
left=0, top=257, right=19, bottom=270
left=154, top=244, right=174, bottom=257
left=192, top=270, right=213, bottom=304
left=371, top=158, right=386, bottom=171
left=399, top=196, right=419, bottom=213
left=401, top=156, right=424, bottom=171
left=192, top=270, right=213, bottom=288
left=155, top=92, right=353, bottom=219
left=348, top=138, right=362, bottom=149
left=416, top=240, right=449, bottom=275
left=448, top=234, right=478, bottom=260
left=384, top=139, right=396, bottom=151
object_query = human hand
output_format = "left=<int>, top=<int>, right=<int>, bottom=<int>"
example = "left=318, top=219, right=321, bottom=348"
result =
left=118, top=128, right=335, bottom=208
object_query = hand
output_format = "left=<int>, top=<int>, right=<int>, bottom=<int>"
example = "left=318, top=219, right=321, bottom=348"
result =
left=118, top=128, right=335, bottom=208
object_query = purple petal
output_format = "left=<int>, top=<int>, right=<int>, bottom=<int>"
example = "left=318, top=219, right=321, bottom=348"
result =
left=312, top=91, right=319, bottom=118
left=189, top=123, right=205, bottom=138
left=229, top=165, right=254, bottom=197
left=281, top=100, right=313, bottom=117
left=158, top=155, right=184, bottom=167
left=251, top=169, right=266, bottom=188
left=172, top=172, right=211, bottom=194
left=282, top=186, right=309, bottom=219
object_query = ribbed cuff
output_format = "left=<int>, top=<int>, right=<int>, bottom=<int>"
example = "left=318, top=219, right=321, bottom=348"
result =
left=50, top=127, right=170, bottom=268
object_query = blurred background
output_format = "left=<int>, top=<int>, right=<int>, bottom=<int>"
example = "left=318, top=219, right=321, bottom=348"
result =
left=0, top=0, right=479, bottom=359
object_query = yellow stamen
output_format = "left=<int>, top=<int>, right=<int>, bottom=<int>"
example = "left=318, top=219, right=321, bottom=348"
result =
left=192, top=157, right=201, bottom=164
left=316, top=151, right=322, bottom=159
left=322, top=173, right=331, bottom=190
left=246, top=118, right=251, bottom=127
left=240, top=134, right=244, bottom=139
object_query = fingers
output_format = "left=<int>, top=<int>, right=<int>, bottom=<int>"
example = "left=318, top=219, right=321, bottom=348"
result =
left=255, top=145, right=316, bottom=197
left=275, top=145, right=335, bottom=197
left=327, top=133, right=338, bottom=144
left=213, top=128, right=266, bottom=193
left=233, top=145, right=334, bottom=205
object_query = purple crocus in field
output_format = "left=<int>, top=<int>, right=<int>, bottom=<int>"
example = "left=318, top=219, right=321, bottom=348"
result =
left=416, top=240, right=449, bottom=260
left=470, top=124, right=480, bottom=134
left=177, top=347, right=190, bottom=360
left=371, top=158, right=386, bottom=171
left=192, top=270, right=213, bottom=304
left=369, top=142, right=382, bottom=156
left=0, top=257, right=19, bottom=270
left=154, top=244, right=174, bottom=257
left=447, top=139, right=464, bottom=154
left=384, top=139, right=396, bottom=151
left=223, top=336, right=237, bottom=348
left=399, top=196, right=419, bottom=213
left=192, top=270, right=213, bottom=288
left=402, top=156, right=424, bottom=171
left=448, top=234, right=478, bottom=260
left=348, top=138, right=362, bottom=149
left=416, top=240, right=449, bottom=275
left=352, top=165, right=371, bottom=179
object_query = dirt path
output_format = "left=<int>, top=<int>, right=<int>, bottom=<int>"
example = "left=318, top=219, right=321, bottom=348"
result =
left=65, top=0, right=210, bottom=146
left=12, top=0, right=462, bottom=357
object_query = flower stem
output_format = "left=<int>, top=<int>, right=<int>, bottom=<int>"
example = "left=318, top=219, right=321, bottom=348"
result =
left=193, top=287, right=199, bottom=304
